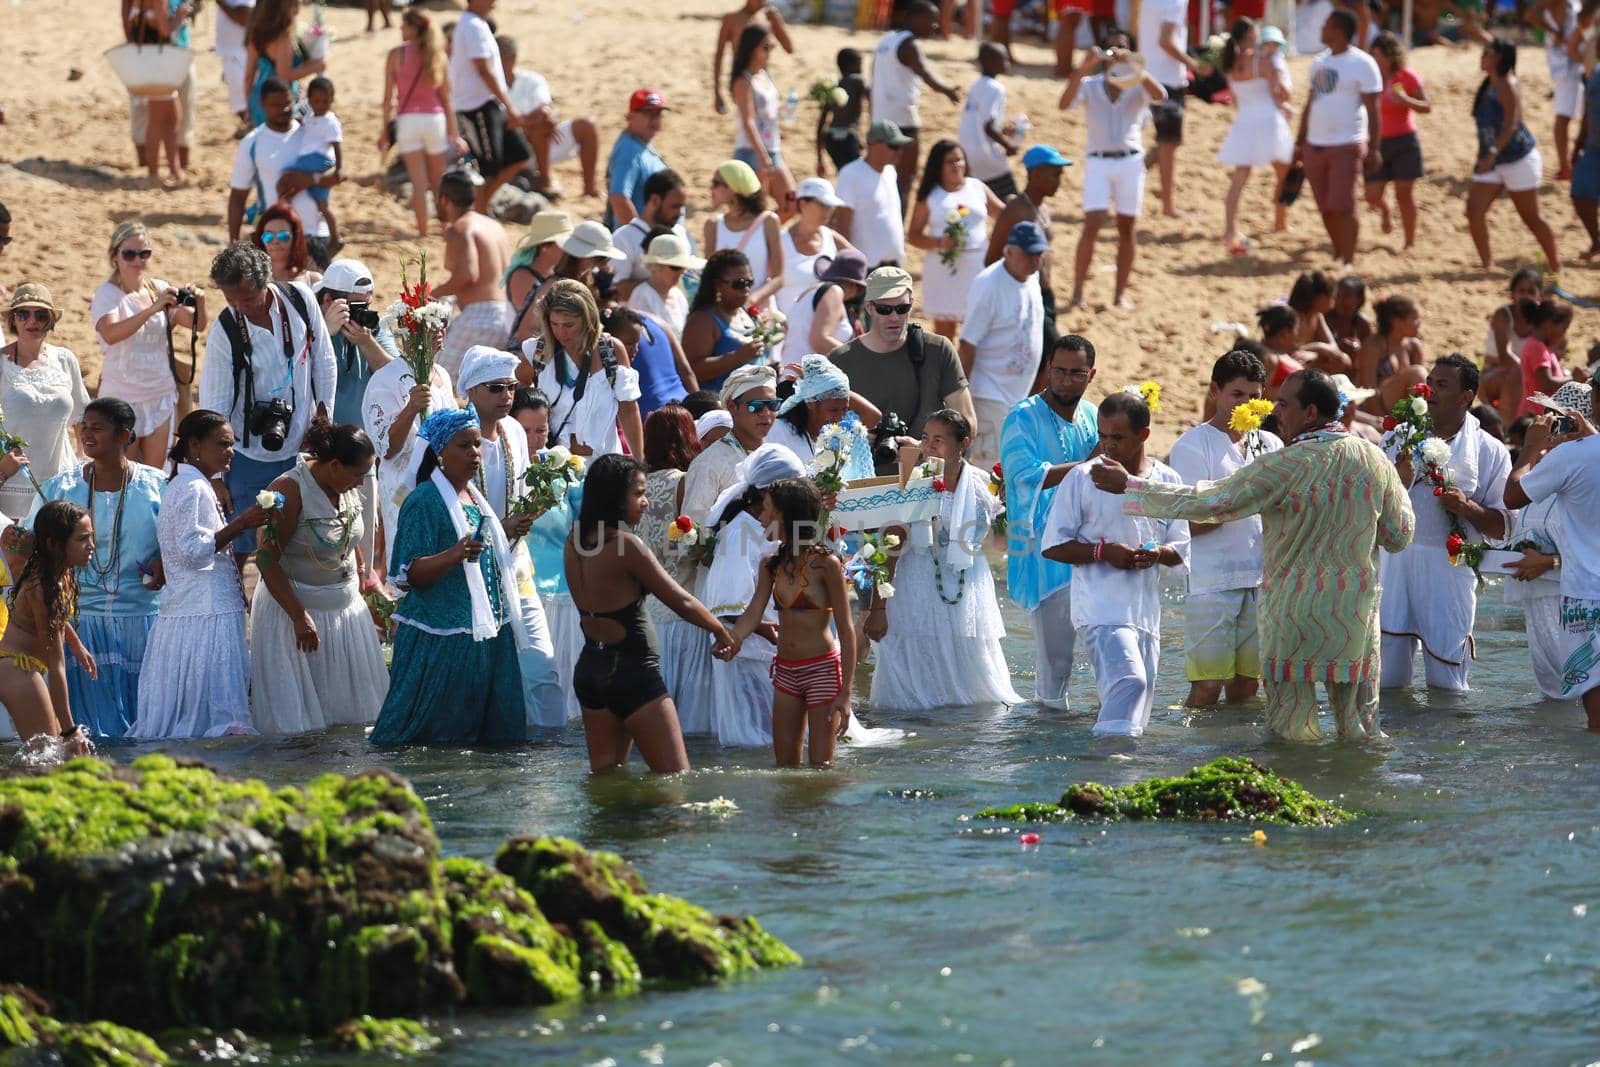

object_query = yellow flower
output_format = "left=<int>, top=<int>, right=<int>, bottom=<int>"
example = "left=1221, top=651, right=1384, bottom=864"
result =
left=1228, top=398, right=1275, bottom=434
left=667, top=524, right=682, bottom=541
left=1138, top=380, right=1162, bottom=414
left=1252, top=829, right=1267, bottom=846
left=566, top=455, right=585, bottom=472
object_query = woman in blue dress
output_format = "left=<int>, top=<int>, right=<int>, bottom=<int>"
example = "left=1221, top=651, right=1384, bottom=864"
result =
left=371, top=408, right=527, bottom=745
left=29, top=398, right=164, bottom=739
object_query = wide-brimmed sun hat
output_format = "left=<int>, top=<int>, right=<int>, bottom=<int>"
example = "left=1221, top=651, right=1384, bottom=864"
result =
left=558, top=220, right=627, bottom=261
left=643, top=232, right=706, bottom=270
left=517, top=212, right=575, bottom=251
left=7, top=283, right=61, bottom=326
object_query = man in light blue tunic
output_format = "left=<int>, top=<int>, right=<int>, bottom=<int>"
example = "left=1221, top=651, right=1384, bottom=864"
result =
left=999, top=333, right=1099, bottom=708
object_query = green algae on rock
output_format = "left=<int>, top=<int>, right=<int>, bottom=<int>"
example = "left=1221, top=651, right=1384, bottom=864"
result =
left=0, top=757, right=800, bottom=1045
left=330, top=1016, right=440, bottom=1056
left=973, top=757, right=1353, bottom=826
left=0, top=986, right=168, bottom=1067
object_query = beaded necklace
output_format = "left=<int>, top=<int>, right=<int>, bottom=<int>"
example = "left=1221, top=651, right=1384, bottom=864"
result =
left=304, top=491, right=358, bottom=573
left=81, top=461, right=130, bottom=599
left=473, top=422, right=516, bottom=515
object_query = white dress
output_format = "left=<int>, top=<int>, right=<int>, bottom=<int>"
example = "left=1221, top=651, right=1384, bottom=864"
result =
left=248, top=459, right=389, bottom=734
left=774, top=227, right=842, bottom=358
left=636, top=467, right=717, bottom=733
left=704, top=511, right=778, bottom=747
left=0, top=345, right=90, bottom=521
left=132, top=464, right=254, bottom=738
left=870, top=462, right=1021, bottom=711
left=1216, top=76, right=1293, bottom=168
left=920, top=180, right=989, bottom=323
left=91, top=280, right=180, bottom=438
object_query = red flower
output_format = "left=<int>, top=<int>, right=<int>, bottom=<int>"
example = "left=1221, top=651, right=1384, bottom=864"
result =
left=1446, top=533, right=1465, bottom=555
left=1433, top=487, right=1445, bottom=496
left=746, top=304, right=761, bottom=319
left=1019, top=832, right=1041, bottom=845
left=1413, top=383, right=1432, bottom=399
left=826, top=525, right=841, bottom=541
left=932, top=479, right=948, bottom=492
left=992, top=461, right=1004, bottom=478
left=674, top=515, right=694, bottom=533
left=1382, top=416, right=1398, bottom=431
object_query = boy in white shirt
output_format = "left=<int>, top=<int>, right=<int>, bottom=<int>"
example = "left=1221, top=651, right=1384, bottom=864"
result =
left=286, top=76, right=344, bottom=251
left=959, top=43, right=1021, bottom=199
left=1043, top=389, right=1189, bottom=737
left=1167, top=350, right=1282, bottom=708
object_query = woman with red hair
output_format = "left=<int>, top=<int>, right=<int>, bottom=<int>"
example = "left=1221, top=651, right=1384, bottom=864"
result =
left=251, top=203, right=320, bottom=287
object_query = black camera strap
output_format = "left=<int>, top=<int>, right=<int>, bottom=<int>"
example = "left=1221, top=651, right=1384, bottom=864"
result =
left=221, top=284, right=313, bottom=447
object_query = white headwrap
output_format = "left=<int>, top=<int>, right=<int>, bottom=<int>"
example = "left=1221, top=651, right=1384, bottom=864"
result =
left=695, top=410, right=733, bottom=438
left=707, top=442, right=807, bottom=529
left=719, top=364, right=777, bottom=407
left=457, top=345, right=522, bottom=394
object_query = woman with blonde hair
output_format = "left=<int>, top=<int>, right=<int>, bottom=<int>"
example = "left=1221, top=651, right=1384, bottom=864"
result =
left=92, top=220, right=206, bottom=466
left=520, top=279, right=644, bottom=458
left=379, top=9, right=468, bottom=237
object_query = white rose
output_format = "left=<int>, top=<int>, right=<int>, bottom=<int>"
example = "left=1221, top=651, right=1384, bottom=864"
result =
left=877, top=581, right=895, bottom=599
left=1410, top=396, right=1429, bottom=420
left=256, top=489, right=279, bottom=509
left=680, top=529, right=699, bottom=546
left=883, top=534, right=901, bottom=549
left=814, top=449, right=839, bottom=470
left=945, top=209, right=962, bottom=226
left=830, top=86, right=849, bottom=107
left=546, top=445, right=572, bottom=466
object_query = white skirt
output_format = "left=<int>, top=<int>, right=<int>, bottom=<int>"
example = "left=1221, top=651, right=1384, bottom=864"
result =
left=712, top=633, right=777, bottom=747
left=132, top=610, right=255, bottom=739
left=1216, top=105, right=1293, bottom=168
left=653, top=605, right=717, bottom=735
left=920, top=246, right=984, bottom=322
left=544, top=591, right=585, bottom=723
left=870, top=548, right=1020, bottom=712
left=248, top=576, right=389, bottom=735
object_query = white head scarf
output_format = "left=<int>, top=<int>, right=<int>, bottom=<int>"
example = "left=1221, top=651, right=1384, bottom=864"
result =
left=457, top=345, right=522, bottom=394
left=707, top=442, right=807, bottom=529
left=719, top=364, right=777, bottom=407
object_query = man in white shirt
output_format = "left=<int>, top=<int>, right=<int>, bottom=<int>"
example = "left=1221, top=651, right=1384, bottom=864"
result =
left=833, top=120, right=910, bottom=268
left=959, top=220, right=1045, bottom=470
left=227, top=78, right=334, bottom=267
left=870, top=0, right=962, bottom=209
left=449, top=0, right=529, bottom=211
left=1043, top=390, right=1189, bottom=737
left=497, top=35, right=599, bottom=199
left=609, top=169, right=692, bottom=298
left=1294, top=9, right=1383, bottom=265
left=1505, top=388, right=1600, bottom=728
left=199, top=242, right=337, bottom=563
left=1059, top=40, right=1165, bottom=310
left=959, top=43, right=1021, bottom=199
left=1137, top=0, right=1201, bottom=218
left=215, top=0, right=255, bottom=126
left=1167, top=350, right=1283, bottom=707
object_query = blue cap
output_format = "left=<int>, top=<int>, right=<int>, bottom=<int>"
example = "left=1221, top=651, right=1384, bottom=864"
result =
left=1006, top=220, right=1049, bottom=253
left=1023, top=144, right=1072, bottom=170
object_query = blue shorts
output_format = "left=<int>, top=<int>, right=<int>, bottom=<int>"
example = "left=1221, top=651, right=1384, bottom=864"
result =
left=225, top=452, right=296, bottom=554
left=732, top=146, right=783, bottom=172
left=1574, top=147, right=1600, bottom=203
left=289, top=150, right=335, bottom=203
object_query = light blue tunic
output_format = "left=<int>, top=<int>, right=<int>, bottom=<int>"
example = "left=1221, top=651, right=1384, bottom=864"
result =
left=999, top=394, right=1098, bottom=612
left=527, top=484, right=581, bottom=596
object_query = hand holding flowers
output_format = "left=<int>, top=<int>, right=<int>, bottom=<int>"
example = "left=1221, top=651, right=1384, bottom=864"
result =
left=379, top=255, right=452, bottom=389
left=511, top=446, right=585, bottom=526
left=939, top=206, right=971, bottom=269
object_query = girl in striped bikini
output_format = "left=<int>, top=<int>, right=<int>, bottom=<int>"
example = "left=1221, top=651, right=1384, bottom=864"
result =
left=727, top=477, right=855, bottom=768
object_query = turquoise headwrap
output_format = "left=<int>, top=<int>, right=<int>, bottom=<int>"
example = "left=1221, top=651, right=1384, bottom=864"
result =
left=420, top=406, right=480, bottom=454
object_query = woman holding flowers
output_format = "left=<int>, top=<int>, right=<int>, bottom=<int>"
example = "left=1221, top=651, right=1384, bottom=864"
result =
left=521, top=280, right=643, bottom=459
left=867, top=409, right=1019, bottom=711
left=249, top=416, right=388, bottom=735
left=28, top=398, right=165, bottom=739
left=682, top=250, right=767, bottom=394
left=767, top=355, right=876, bottom=480
left=371, top=407, right=528, bottom=745
left=0, top=286, right=92, bottom=523
left=132, top=410, right=269, bottom=739
left=907, top=141, right=1004, bottom=340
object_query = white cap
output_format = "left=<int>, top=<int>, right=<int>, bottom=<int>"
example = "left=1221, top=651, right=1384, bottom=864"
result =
left=794, top=176, right=844, bottom=208
left=314, top=259, right=375, bottom=296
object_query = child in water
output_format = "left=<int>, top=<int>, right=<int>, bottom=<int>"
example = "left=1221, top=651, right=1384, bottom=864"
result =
left=727, top=477, right=855, bottom=767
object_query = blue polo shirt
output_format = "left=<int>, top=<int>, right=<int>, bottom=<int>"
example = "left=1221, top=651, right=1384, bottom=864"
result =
left=604, top=131, right=666, bottom=228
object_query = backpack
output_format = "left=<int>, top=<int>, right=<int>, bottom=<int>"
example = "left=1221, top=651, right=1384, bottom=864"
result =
left=526, top=334, right=620, bottom=446
left=218, top=282, right=317, bottom=445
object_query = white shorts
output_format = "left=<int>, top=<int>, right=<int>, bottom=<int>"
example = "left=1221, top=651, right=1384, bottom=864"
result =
left=547, top=119, right=579, bottom=165
left=1555, top=74, right=1584, bottom=119
left=394, top=112, right=448, bottom=156
left=1471, top=147, right=1542, bottom=193
left=1082, top=153, right=1145, bottom=216
left=220, top=50, right=248, bottom=115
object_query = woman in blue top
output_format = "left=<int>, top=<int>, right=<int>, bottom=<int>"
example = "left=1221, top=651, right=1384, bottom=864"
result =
left=29, top=398, right=164, bottom=739
left=527, top=467, right=584, bottom=726
left=1466, top=39, right=1561, bottom=275
left=681, top=249, right=766, bottom=393
left=245, top=0, right=326, bottom=127
left=604, top=305, right=694, bottom=419
left=371, top=407, right=527, bottom=746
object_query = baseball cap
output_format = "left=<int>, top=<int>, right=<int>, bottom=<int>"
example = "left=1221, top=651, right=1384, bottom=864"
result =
left=629, top=88, right=668, bottom=113
left=794, top=176, right=844, bottom=207
left=1023, top=144, right=1073, bottom=170
left=315, top=259, right=375, bottom=296
left=864, top=266, right=914, bottom=303
left=1260, top=25, right=1286, bottom=47
left=866, top=119, right=912, bottom=147
left=1005, top=220, right=1049, bottom=254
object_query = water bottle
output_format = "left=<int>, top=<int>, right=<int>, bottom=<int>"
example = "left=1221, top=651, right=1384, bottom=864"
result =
left=782, top=88, right=800, bottom=127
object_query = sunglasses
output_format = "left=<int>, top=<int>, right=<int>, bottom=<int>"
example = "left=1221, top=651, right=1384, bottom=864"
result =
left=11, top=308, right=52, bottom=324
left=118, top=248, right=154, bottom=261
left=481, top=382, right=516, bottom=394
left=872, top=302, right=912, bottom=316
left=726, top=278, right=754, bottom=290
left=742, top=398, right=782, bottom=414
left=260, top=231, right=294, bottom=245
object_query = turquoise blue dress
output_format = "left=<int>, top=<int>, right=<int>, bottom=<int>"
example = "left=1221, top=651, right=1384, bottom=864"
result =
left=696, top=312, right=760, bottom=394
left=371, top=483, right=525, bottom=745
left=527, top=484, right=581, bottom=596
left=28, top=463, right=164, bottom=739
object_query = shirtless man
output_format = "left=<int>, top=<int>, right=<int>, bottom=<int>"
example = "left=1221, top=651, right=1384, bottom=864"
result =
left=713, top=1, right=794, bottom=116
left=434, top=170, right=514, bottom=382
left=985, top=145, right=1069, bottom=386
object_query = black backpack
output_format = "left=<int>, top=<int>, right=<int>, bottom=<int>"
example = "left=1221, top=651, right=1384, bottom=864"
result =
left=217, top=282, right=318, bottom=446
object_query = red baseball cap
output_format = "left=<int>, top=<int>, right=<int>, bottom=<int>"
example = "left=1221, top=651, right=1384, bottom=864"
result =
left=629, top=88, right=668, bottom=113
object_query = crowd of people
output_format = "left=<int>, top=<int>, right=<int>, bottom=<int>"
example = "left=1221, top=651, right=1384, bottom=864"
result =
left=5, top=0, right=1600, bottom=768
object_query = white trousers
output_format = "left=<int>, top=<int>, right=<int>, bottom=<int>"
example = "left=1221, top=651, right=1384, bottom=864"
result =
left=1085, top=624, right=1159, bottom=738
left=1030, top=585, right=1076, bottom=708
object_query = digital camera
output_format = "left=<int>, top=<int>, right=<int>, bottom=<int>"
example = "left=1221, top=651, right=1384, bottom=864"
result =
left=248, top=398, right=294, bottom=452
left=347, top=301, right=380, bottom=330
left=173, top=287, right=198, bottom=307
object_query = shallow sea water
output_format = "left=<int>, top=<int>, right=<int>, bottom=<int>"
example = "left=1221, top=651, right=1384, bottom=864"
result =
left=28, top=568, right=1600, bottom=1066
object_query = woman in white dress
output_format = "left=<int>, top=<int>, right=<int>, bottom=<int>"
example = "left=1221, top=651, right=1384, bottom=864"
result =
left=133, top=410, right=269, bottom=738
left=868, top=408, right=1020, bottom=711
left=249, top=417, right=388, bottom=734
left=0, top=286, right=92, bottom=522
left=703, top=160, right=785, bottom=307
left=1215, top=19, right=1295, bottom=255
left=907, top=141, right=1004, bottom=339
left=521, top=280, right=644, bottom=458
left=774, top=178, right=855, bottom=358
left=92, top=221, right=205, bottom=467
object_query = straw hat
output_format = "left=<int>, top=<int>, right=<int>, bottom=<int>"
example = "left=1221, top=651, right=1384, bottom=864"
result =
left=517, top=212, right=574, bottom=252
left=643, top=232, right=706, bottom=270
left=1330, top=373, right=1377, bottom=406
left=1105, top=51, right=1146, bottom=89
left=558, top=220, right=627, bottom=261
left=7, top=283, right=61, bottom=326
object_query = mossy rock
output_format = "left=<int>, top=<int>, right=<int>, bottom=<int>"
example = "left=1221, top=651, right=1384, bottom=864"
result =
left=974, top=757, right=1352, bottom=826
left=441, top=856, right=583, bottom=1007
left=0, top=986, right=167, bottom=1066
left=329, top=1016, right=439, bottom=1056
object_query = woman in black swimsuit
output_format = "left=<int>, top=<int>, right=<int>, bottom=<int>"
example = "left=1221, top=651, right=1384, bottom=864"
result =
left=564, top=454, right=738, bottom=773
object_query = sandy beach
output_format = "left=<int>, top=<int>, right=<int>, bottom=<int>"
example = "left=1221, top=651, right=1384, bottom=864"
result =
left=1, top=0, right=1592, bottom=447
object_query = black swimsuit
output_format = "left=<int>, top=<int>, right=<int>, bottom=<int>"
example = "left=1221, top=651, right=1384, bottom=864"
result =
left=570, top=563, right=670, bottom=719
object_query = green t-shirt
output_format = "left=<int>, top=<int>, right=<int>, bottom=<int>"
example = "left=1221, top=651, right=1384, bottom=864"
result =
left=828, top=326, right=968, bottom=443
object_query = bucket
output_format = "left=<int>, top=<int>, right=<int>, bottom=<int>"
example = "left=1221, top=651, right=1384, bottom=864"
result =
left=104, top=42, right=194, bottom=98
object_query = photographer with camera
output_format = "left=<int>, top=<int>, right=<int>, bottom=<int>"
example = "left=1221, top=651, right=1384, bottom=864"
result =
left=826, top=266, right=975, bottom=475
left=93, top=220, right=206, bottom=467
left=199, top=242, right=337, bottom=565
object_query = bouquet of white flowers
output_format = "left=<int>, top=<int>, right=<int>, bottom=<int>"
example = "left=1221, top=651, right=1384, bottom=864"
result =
left=379, top=254, right=453, bottom=387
